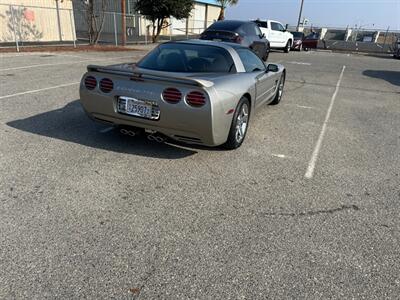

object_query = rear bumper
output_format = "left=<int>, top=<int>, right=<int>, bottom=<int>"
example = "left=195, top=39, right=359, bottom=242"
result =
left=79, top=87, right=227, bottom=147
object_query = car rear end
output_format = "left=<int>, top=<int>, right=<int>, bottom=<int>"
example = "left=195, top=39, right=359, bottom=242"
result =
left=80, top=65, right=222, bottom=146
left=200, top=20, right=246, bottom=45
left=394, top=39, right=400, bottom=58
left=200, top=30, right=243, bottom=44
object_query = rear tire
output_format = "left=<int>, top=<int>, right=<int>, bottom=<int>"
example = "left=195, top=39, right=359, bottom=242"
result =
left=284, top=40, right=291, bottom=53
left=270, top=72, right=286, bottom=105
left=223, top=97, right=250, bottom=150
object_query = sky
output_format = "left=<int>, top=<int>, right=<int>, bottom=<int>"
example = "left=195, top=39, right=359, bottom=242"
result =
left=222, top=0, right=400, bottom=31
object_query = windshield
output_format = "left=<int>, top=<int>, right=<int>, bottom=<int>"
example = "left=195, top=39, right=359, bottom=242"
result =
left=137, top=43, right=235, bottom=73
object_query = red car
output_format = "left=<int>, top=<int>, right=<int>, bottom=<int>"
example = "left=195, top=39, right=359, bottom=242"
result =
left=302, top=32, right=320, bottom=50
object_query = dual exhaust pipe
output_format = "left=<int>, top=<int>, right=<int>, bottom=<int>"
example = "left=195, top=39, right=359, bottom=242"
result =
left=120, top=127, right=165, bottom=143
left=147, top=134, right=165, bottom=143
left=120, top=128, right=137, bottom=137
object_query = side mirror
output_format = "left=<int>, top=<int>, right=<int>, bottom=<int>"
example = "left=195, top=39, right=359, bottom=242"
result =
left=285, top=24, right=289, bottom=30
left=261, top=33, right=266, bottom=39
left=266, top=64, right=279, bottom=72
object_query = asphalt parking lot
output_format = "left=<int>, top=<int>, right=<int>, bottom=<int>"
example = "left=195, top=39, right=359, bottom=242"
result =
left=1, top=47, right=399, bottom=299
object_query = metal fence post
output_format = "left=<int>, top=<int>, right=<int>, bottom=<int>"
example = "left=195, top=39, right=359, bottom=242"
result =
left=69, top=9, right=76, bottom=48
left=113, top=12, right=118, bottom=46
left=55, top=0, right=63, bottom=42
left=186, top=18, right=189, bottom=39
left=10, top=5, right=19, bottom=52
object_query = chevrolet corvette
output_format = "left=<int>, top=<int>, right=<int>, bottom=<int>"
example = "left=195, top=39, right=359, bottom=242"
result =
left=79, top=40, right=286, bottom=149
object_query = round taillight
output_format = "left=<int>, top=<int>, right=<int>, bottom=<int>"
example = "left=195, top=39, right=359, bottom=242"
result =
left=99, top=78, right=114, bottom=93
left=162, top=88, right=182, bottom=104
left=186, top=91, right=206, bottom=107
left=84, top=76, right=97, bottom=90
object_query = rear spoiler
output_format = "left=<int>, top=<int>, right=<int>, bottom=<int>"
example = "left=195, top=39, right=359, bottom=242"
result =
left=87, top=64, right=214, bottom=88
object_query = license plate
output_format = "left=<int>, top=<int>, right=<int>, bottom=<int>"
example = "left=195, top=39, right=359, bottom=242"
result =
left=213, top=38, right=222, bottom=42
left=117, top=97, right=159, bottom=120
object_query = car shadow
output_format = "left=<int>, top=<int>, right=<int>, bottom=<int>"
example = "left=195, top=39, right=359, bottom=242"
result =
left=6, top=100, right=196, bottom=159
left=362, top=70, right=400, bottom=87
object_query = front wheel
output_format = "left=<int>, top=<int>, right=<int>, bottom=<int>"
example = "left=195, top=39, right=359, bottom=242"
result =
left=270, top=72, right=286, bottom=105
left=284, top=40, right=291, bottom=53
left=223, top=97, right=250, bottom=150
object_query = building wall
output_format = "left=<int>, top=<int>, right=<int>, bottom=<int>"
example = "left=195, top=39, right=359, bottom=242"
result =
left=0, top=0, right=75, bottom=43
left=189, top=3, right=206, bottom=34
left=206, top=5, right=220, bottom=25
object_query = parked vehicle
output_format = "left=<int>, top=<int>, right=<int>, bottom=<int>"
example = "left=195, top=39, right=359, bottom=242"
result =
left=253, top=19, right=294, bottom=53
left=200, top=20, right=270, bottom=61
left=302, top=32, right=320, bottom=50
left=79, top=40, right=286, bottom=149
left=394, top=38, right=400, bottom=59
left=290, top=31, right=305, bottom=51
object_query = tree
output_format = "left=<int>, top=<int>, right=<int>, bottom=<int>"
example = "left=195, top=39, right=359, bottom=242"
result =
left=216, top=0, right=238, bottom=21
left=58, top=0, right=110, bottom=45
left=136, top=0, right=193, bottom=43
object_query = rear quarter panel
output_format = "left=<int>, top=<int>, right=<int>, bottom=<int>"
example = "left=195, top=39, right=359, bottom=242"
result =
left=204, top=73, right=257, bottom=144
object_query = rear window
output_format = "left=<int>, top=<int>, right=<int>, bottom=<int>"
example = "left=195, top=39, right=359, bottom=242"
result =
left=137, top=43, right=235, bottom=73
left=305, top=33, right=319, bottom=39
left=206, top=21, right=243, bottom=31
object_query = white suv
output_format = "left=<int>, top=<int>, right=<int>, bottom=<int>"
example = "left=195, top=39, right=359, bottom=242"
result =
left=253, top=20, right=294, bottom=53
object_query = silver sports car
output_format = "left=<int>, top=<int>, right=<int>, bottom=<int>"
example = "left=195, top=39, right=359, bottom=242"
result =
left=79, top=40, right=286, bottom=149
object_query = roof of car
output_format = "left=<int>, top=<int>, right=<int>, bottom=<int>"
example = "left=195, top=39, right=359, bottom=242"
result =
left=206, top=20, right=253, bottom=30
left=164, top=39, right=247, bottom=51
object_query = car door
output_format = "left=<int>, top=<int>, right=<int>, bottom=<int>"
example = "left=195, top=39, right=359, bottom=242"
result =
left=236, top=48, right=276, bottom=108
left=270, top=21, right=285, bottom=47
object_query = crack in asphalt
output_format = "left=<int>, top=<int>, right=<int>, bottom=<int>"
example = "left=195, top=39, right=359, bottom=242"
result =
left=131, top=243, right=160, bottom=300
left=262, top=204, right=359, bottom=217
left=286, top=79, right=399, bottom=94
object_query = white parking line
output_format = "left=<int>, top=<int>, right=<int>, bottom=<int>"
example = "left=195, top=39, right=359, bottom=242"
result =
left=0, top=82, right=80, bottom=100
left=0, top=55, right=137, bottom=72
left=0, top=52, right=54, bottom=58
left=305, top=65, right=346, bottom=179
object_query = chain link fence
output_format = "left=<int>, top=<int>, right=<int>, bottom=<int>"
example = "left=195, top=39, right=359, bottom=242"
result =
left=0, top=3, right=214, bottom=51
left=287, top=25, right=400, bottom=53
left=1, top=3, right=399, bottom=54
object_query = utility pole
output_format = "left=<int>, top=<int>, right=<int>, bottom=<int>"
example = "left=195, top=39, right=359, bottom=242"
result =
left=121, top=0, right=126, bottom=46
left=296, top=0, right=304, bottom=31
